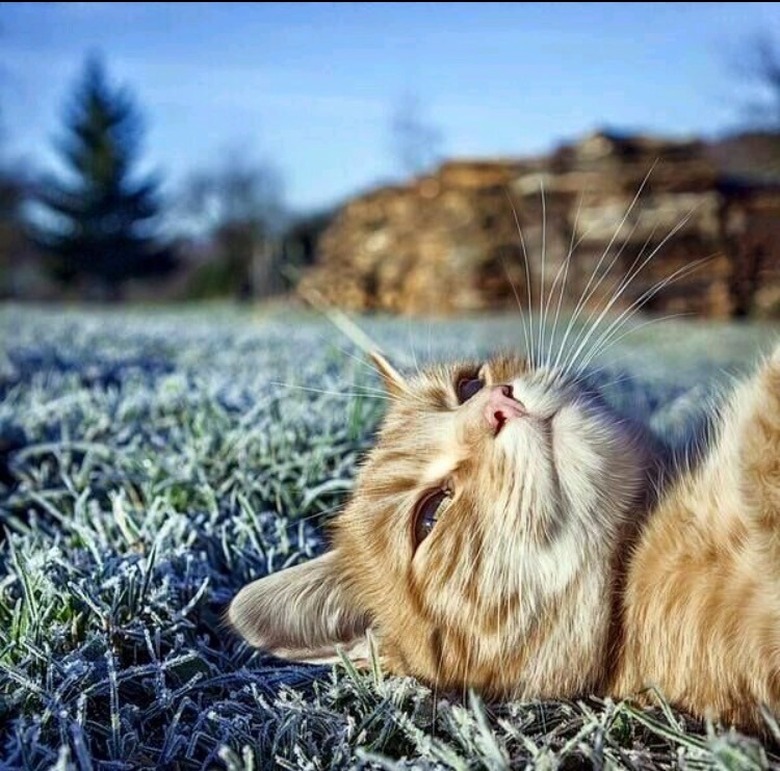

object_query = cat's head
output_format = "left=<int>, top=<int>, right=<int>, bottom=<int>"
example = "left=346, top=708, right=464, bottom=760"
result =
left=229, top=351, right=655, bottom=696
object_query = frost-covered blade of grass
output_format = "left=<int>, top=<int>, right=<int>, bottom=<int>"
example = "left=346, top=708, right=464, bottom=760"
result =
left=1, top=303, right=779, bottom=770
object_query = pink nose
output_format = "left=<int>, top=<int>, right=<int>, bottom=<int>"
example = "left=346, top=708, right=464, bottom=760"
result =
left=484, top=385, right=525, bottom=433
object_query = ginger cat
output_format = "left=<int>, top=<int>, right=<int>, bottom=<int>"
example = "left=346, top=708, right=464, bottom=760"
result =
left=229, top=340, right=780, bottom=732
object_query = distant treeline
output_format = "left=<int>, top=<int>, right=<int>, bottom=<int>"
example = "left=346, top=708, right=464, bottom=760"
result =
left=0, top=55, right=334, bottom=303
left=4, top=31, right=780, bottom=306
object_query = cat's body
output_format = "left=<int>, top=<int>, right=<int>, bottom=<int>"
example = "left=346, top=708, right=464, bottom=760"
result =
left=229, top=341, right=780, bottom=732
left=613, top=352, right=780, bottom=728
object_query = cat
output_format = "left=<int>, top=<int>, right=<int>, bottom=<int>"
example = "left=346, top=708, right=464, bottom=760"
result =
left=228, top=333, right=780, bottom=733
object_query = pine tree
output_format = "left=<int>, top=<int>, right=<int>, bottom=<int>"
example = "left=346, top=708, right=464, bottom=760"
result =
left=30, top=55, right=174, bottom=297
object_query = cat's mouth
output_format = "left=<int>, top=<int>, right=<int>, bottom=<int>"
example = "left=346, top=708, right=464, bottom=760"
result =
left=496, top=405, right=559, bottom=454
left=508, top=378, right=566, bottom=424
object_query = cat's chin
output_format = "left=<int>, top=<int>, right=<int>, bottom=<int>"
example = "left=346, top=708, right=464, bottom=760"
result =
left=495, top=410, right=557, bottom=464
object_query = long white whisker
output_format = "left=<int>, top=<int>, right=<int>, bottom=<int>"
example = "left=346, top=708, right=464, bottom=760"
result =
left=499, top=248, right=532, bottom=367
left=549, top=194, right=584, bottom=373
left=574, top=360, right=636, bottom=388
left=609, top=220, right=659, bottom=297
left=538, top=179, right=547, bottom=366
left=577, top=311, right=693, bottom=375
left=560, top=213, right=645, bottom=375
left=577, top=220, right=660, bottom=353
left=568, top=222, right=710, bottom=378
left=590, top=315, right=691, bottom=374
left=564, top=207, right=697, bottom=378
left=542, top=250, right=573, bottom=373
left=270, top=382, right=392, bottom=401
left=574, top=255, right=709, bottom=377
left=317, top=334, right=391, bottom=378
left=507, top=191, right=536, bottom=366
left=539, top=185, right=591, bottom=373
left=406, top=320, right=422, bottom=379
left=577, top=254, right=709, bottom=370
left=300, top=284, right=391, bottom=360
left=557, top=164, right=657, bottom=373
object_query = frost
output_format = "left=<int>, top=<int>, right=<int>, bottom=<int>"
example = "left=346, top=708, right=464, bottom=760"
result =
left=1, top=304, right=777, bottom=769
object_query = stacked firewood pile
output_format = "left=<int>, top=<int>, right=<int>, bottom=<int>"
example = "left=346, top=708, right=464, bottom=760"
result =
left=299, top=131, right=780, bottom=318
left=298, top=160, right=539, bottom=314
left=510, top=134, right=731, bottom=318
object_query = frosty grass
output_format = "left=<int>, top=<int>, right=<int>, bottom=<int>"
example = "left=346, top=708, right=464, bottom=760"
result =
left=2, top=303, right=780, bottom=770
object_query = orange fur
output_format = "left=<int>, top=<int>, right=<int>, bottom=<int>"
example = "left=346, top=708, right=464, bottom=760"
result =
left=612, top=347, right=780, bottom=729
left=229, top=345, right=780, bottom=733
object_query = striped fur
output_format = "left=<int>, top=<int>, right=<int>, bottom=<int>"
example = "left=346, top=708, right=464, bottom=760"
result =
left=229, top=346, right=780, bottom=732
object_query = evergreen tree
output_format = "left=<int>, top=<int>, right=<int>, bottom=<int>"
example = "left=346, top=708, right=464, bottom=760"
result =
left=29, top=55, right=175, bottom=297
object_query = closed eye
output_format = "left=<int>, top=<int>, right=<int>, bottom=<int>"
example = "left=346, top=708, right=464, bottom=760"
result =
left=413, top=489, right=451, bottom=549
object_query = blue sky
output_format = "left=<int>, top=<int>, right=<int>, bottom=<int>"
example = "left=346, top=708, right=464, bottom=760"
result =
left=1, top=2, right=778, bottom=215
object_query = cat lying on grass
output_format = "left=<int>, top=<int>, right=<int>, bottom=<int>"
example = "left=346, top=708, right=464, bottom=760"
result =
left=229, top=333, right=780, bottom=733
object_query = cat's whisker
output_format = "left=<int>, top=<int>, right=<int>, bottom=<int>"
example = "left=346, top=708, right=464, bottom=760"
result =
left=556, top=163, right=657, bottom=376
left=507, top=190, right=536, bottom=368
left=548, top=242, right=594, bottom=376
left=559, top=214, right=645, bottom=374
left=572, top=355, right=635, bottom=385
left=316, top=333, right=396, bottom=380
left=500, top=246, right=533, bottom=364
left=597, top=223, right=661, bottom=321
left=406, top=320, right=423, bottom=381
left=292, top=502, right=349, bottom=524
left=608, top=218, right=660, bottom=296
left=538, top=178, right=547, bottom=368
left=573, top=254, right=709, bottom=378
left=560, top=215, right=650, bottom=377
left=303, top=284, right=432, bottom=399
left=573, top=315, right=695, bottom=387
left=554, top=245, right=617, bottom=375
left=540, top=240, right=570, bottom=371
left=548, top=193, right=587, bottom=373
left=563, top=208, right=698, bottom=378
left=269, top=381, right=393, bottom=401
left=581, top=371, right=636, bottom=392
left=577, top=308, right=696, bottom=377
left=503, top=276, right=532, bottom=367
left=565, top=222, right=661, bottom=373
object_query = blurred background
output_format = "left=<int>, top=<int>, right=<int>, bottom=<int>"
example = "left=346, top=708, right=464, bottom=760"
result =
left=1, top=2, right=779, bottom=317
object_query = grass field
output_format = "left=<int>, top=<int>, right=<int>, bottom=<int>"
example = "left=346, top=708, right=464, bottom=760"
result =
left=2, top=303, right=780, bottom=770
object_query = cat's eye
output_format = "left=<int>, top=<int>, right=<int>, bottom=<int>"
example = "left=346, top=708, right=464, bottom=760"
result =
left=456, top=376, right=484, bottom=404
left=413, top=489, right=450, bottom=548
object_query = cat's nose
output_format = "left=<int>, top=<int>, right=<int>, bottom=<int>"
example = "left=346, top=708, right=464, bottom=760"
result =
left=484, top=385, right=526, bottom=434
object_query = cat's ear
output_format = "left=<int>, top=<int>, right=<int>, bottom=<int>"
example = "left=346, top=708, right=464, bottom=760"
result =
left=228, top=550, right=371, bottom=664
left=369, top=351, right=408, bottom=397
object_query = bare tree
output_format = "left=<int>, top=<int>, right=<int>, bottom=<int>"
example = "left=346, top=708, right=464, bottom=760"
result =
left=388, top=93, right=443, bottom=177
left=182, top=149, right=286, bottom=299
left=733, top=32, right=780, bottom=130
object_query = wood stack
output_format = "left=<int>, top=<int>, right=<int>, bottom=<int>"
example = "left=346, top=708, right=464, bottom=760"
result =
left=299, top=131, right=780, bottom=318
left=299, top=160, right=535, bottom=314
left=510, top=134, right=731, bottom=318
